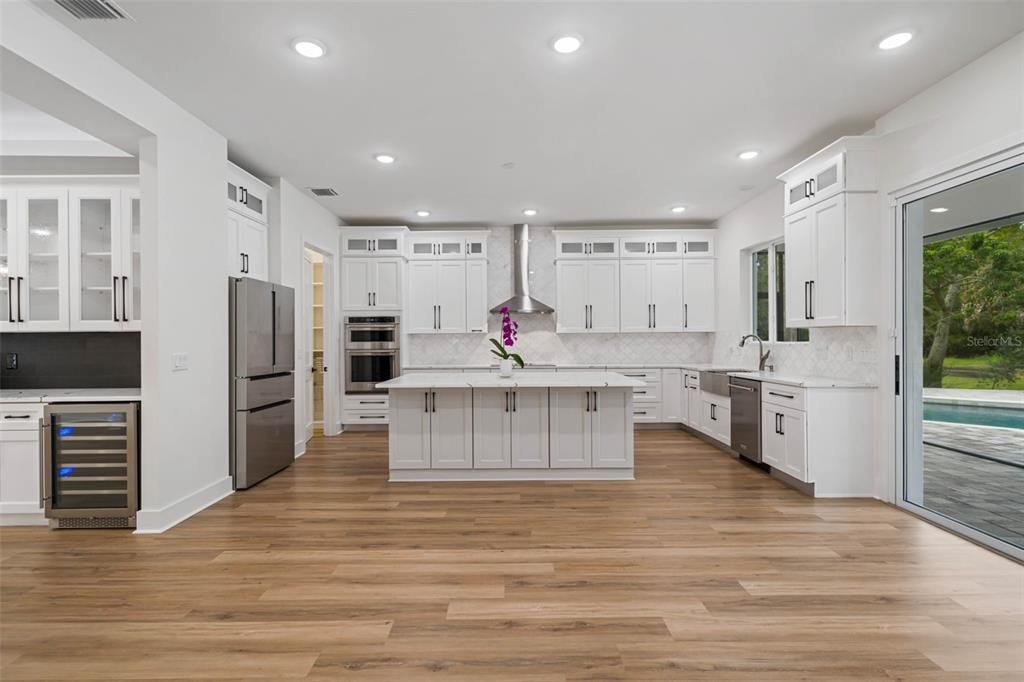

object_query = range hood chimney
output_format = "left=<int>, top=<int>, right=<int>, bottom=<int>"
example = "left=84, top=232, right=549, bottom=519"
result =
left=490, top=224, right=554, bottom=314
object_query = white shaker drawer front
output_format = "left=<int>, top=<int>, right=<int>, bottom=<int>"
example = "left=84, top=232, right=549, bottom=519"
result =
left=0, top=404, right=44, bottom=429
left=631, top=383, right=661, bottom=403
left=761, top=383, right=806, bottom=411
left=343, top=409, right=389, bottom=424
left=631, top=404, right=661, bottom=423
left=608, top=368, right=661, bottom=384
left=343, top=395, right=390, bottom=411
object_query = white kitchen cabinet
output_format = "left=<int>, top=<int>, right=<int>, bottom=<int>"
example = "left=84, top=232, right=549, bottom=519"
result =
left=465, top=260, right=488, bottom=333
left=429, top=389, right=474, bottom=468
left=550, top=388, right=633, bottom=468
left=762, top=403, right=807, bottom=481
left=388, top=388, right=472, bottom=469
left=342, top=257, right=402, bottom=312
left=406, top=260, right=468, bottom=333
left=784, top=153, right=844, bottom=215
left=699, top=392, right=730, bottom=445
left=784, top=192, right=876, bottom=328
left=0, top=403, right=45, bottom=525
left=620, top=234, right=682, bottom=258
left=226, top=162, right=269, bottom=224
left=681, top=371, right=701, bottom=427
left=661, top=369, right=682, bottom=422
left=682, top=258, right=715, bottom=331
left=620, top=260, right=684, bottom=332
left=472, top=388, right=550, bottom=469
left=555, top=233, right=619, bottom=259
left=2, top=187, right=70, bottom=333
left=0, top=189, right=14, bottom=328
left=227, top=211, right=268, bottom=280
left=555, top=259, right=619, bottom=333
left=779, top=137, right=876, bottom=217
left=341, top=227, right=406, bottom=256
left=407, top=230, right=488, bottom=261
left=682, top=232, right=715, bottom=257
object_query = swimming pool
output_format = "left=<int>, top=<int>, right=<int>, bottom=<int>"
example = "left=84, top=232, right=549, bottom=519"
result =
left=923, top=402, right=1024, bottom=429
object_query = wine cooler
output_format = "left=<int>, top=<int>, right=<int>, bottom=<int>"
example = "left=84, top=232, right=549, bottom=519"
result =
left=41, top=403, right=139, bottom=529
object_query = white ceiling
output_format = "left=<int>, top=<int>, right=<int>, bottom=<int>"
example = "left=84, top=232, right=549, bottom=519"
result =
left=0, top=92, right=130, bottom=156
left=38, top=1, right=1024, bottom=225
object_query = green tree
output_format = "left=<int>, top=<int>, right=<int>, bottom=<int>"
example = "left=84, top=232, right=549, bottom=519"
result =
left=922, top=222, right=1024, bottom=387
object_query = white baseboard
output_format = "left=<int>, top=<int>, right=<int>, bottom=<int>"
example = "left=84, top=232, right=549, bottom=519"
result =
left=389, top=468, right=634, bottom=482
left=295, top=439, right=306, bottom=457
left=134, top=476, right=233, bottom=534
left=0, top=502, right=48, bottom=526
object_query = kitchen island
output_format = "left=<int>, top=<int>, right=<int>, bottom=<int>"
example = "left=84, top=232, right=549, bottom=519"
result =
left=377, top=372, right=644, bottom=481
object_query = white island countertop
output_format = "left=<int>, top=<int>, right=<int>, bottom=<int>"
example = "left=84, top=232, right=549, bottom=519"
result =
left=727, top=371, right=877, bottom=389
left=379, top=371, right=645, bottom=390
left=0, top=388, right=142, bottom=403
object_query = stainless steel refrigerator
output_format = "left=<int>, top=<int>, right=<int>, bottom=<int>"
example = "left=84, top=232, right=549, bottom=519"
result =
left=229, top=277, right=295, bottom=489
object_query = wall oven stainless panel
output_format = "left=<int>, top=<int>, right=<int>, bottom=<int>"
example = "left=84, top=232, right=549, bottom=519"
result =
left=42, top=402, right=139, bottom=527
left=345, top=350, right=399, bottom=393
left=729, top=377, right=762, bottom=463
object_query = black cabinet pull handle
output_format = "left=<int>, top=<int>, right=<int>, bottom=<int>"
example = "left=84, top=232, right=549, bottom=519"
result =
left=122, top=276, right=128, bottom=322
left=112, top=275, right=119, bottom=322
left=804, top=281, right=810, bottom=319
left=768, top=391, right=795, bottom=399
left=808, top=280, right=815, bottom=319
left=424, top=392, right=429, bottom=413
left=513, top=391, right=517, bottom=412
left=585, top=390, right=590, bottom=412
left=653, top=304, right=656, bottom=328
left=809, top=178, right=816, bottom=196
left=594, top=391, right=598, bottom=412
left=505, top=391, right=509, bottom=413
left=16, top=277, right=23, bottom=322
left=432, top=392, right=437, bottom=413
left=684, top=303, right=688, bottom=329
left=7, top=277, right=14, bottom=322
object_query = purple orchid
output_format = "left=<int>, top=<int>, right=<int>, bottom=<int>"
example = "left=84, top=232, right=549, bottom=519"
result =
left=490, top=307, right=525, bottom=368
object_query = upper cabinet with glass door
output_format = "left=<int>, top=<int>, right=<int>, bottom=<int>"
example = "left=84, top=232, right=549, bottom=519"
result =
left=554, top=232, right=619, bottom=259
left=226, top=162, right=269, bottom=224
left=1, top=187, right=70, bottom=332
left=0, top=189, right=14, bottom=330
left=406, top=231, right=489, bottom=260
left=779, top=136, right=876, bottom=217
left=620, top=233, right=683, bottom=259
left=341, top=227, right=408, bottom=257
left=69, top=186, right=140, bottom=331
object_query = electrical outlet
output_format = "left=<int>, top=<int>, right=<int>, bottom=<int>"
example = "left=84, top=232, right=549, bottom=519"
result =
left=3, top=353, right=17, bottom=370
left=171, top=352, right=189, bottom=371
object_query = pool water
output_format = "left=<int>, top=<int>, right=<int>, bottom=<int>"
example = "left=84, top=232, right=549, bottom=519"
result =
left=923, top=402, right=1024, bottom=429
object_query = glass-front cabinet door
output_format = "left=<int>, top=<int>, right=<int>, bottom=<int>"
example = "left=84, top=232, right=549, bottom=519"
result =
left=70, top=188, right=120, bottom=330
left=18, top=188, right=68, bottom=331
left=123, top=190, right=141, bottom=329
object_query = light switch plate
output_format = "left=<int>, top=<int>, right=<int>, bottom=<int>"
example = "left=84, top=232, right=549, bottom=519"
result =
left=171, top=352, right=189, bottom=371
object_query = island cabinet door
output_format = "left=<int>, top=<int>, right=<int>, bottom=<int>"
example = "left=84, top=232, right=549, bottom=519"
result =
left=510, top=388, right=550, bottom=468
left=473, top=390, right=512, bottom=468
left=549, top=388, right=591, bottom=468
left=389, top=391, right=431, bottom=469
left=591, top=388, right=633, bottom=468
left=429, top=389, right=474, bottom=469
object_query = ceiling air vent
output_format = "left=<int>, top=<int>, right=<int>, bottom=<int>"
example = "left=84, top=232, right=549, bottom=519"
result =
left=54, top=0, right=132, bottom=20
left=309, top=188, right=338, bottom=197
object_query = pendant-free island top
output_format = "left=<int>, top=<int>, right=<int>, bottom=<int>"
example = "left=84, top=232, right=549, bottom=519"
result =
left=376, top=372, right=644, bottom=481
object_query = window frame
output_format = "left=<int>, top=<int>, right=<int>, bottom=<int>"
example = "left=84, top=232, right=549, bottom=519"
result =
left=750, top=238, right=809, bottom=344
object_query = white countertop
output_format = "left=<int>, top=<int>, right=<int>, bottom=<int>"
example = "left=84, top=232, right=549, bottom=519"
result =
left=728, top=371, right=877, bottom=389
left=403, top=363, right=750, bottom=372
left=0, top=388, right=142, bottom=403
left=379, top=372, right=645, bottom=389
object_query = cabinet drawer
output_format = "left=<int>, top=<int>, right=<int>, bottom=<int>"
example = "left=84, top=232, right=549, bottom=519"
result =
left=761, top=382, right=805, bottom=411
left=0, top=404, right=44, bottom=429
left=343, top=395, right=390, bottom=411
left=343, top=409, right=389, bottom=424
left=632, top=384, right=660, bottom=402
left=609, top=368, right=661, bottom=384
left=631, top=404, right=661, bottom=422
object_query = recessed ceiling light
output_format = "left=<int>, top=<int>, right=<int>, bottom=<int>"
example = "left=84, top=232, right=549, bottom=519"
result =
left=374, top=153, right=396, bottom=164
left=671, top=206, right=686, bottom=214
left=293, top=39, right=326, bottom=59
left=879, top=32, right=913, bottom=50
left=522, top=208, right=538, bottom=216
left=930, top=207, right=949, bottom=213
left=552, top=35, right=582, bottom=54
left=416, top=210, right=431, bottom=217
left=738, top=150, right=759, bottom=161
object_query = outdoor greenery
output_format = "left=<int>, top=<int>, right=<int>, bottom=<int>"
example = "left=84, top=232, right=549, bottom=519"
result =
left=923, top=221, right=1024, bottom=389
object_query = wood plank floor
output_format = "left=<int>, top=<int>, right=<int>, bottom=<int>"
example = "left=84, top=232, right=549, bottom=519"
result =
left=2, top=429, right=1022, bottom=680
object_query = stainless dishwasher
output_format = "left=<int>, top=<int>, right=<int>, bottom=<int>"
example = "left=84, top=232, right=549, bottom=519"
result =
left=728, top=377, right=761, bottom=463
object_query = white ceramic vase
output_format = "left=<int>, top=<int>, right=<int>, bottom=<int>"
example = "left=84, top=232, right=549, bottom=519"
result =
left=499, top=358, right=513, bottom=377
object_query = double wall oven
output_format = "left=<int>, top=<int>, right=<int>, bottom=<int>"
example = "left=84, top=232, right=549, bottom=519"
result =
left=345, top=316, right=400, bottom=393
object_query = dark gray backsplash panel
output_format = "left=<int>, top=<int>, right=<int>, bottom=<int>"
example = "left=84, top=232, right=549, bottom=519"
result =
left=0, top=333, right=140, bottom=389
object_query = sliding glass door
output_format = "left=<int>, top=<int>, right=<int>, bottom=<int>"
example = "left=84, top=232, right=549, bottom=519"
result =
left=902, top=162, right=1024, bottom=557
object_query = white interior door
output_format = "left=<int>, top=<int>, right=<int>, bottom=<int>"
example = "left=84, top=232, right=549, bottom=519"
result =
left=303, top=253, right=314, bottom=442
left=651, top=259, right=684, bottom=331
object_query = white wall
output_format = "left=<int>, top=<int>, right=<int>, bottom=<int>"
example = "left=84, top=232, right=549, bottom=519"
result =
left=405, top=225, right=714, bottom=367
left=709, top=187, right=878, bottom=381
left=270, top=178, right=342, bottom=448
left=1, top=0, right=231, bottom=532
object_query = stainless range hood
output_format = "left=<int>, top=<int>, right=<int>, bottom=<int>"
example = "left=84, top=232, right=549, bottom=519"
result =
left=490, top=223, right=554, bottom=314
